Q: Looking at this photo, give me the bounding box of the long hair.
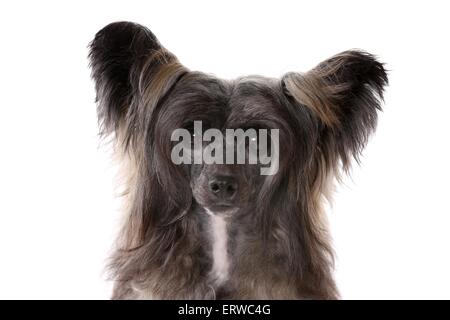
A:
[89,21,387,299]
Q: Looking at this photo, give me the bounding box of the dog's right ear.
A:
[89,22,186,136]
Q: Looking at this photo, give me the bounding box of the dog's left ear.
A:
[282,50,388,167]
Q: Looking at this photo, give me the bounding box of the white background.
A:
[1,0,449,299]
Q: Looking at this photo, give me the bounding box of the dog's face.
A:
[89,22,387,224]
[150,72,319,216]
[183,77,289,215]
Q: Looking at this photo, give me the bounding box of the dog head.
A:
[89,21,387,225]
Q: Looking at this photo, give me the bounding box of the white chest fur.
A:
[205,209,229,285]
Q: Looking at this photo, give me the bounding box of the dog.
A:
[89,21,387,299]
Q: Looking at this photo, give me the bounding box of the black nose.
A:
[208,175,238,201]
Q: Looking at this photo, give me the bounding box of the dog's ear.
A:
[282,50,388,168]
[89,21,186,136]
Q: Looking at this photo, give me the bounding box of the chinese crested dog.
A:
[89,21,388,299]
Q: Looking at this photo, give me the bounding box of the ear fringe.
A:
[283,50,388,168]
[88,22,165,136]
[283,71,340,127]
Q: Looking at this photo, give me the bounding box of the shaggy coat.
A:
[89,21,388,299]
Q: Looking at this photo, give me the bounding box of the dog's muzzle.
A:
[208,175,238,206]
